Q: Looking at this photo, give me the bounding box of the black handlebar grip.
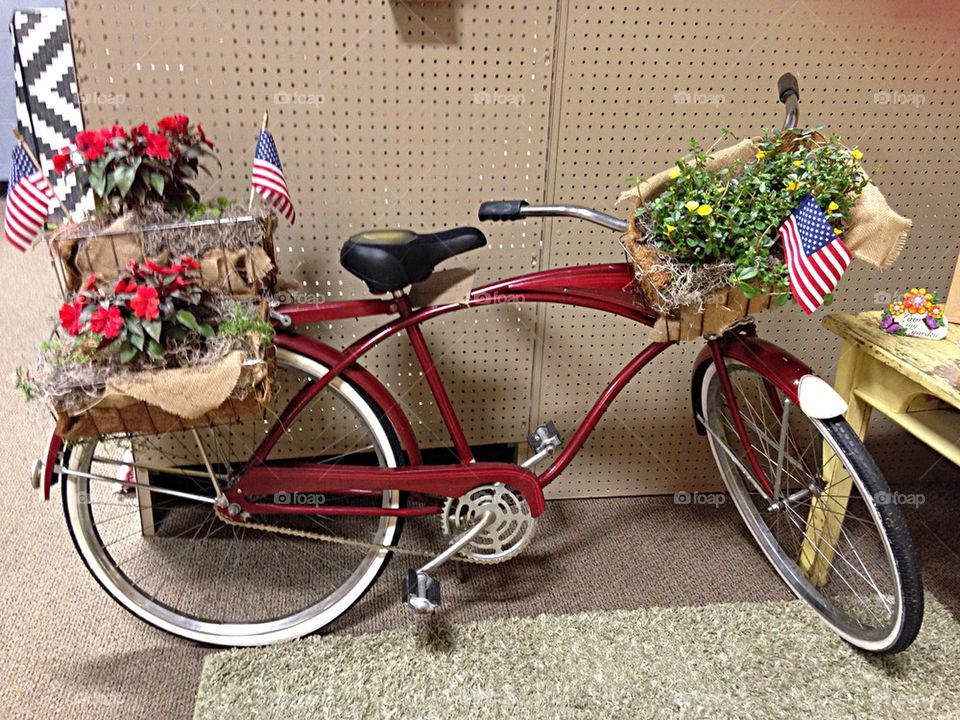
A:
[478,200,527,222]
[778,73,800,103]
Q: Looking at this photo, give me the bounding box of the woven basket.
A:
[53,346,275,441]
[624,199,782,342]
[51,213,278,300]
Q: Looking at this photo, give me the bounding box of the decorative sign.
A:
[880,288,947,340]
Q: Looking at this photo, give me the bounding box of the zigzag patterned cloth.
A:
[11,8,91,218]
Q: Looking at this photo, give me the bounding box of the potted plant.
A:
[50,115,277,300]
[623,127,871,340]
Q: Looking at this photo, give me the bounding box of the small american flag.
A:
[4,146,54,252]
[251,129,295,224]
[779,194,851,314]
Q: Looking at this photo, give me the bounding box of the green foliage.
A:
[637,127,869,297]
[185,196,233,221]
[218,302,275,342]
[14,366,39,401]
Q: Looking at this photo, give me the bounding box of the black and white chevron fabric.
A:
[11,8,89,217]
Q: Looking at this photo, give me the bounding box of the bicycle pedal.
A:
[528,421,563,454]
[401,569,441,614]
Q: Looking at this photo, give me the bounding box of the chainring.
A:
[441,483,536,564]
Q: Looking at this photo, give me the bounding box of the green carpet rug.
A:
[194,596,960,719]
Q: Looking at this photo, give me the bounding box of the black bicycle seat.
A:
[340,226,486,293]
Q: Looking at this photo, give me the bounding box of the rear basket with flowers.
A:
[620,127,910,341]
[17,115,279,439]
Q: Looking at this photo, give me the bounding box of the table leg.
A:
[798,342,871,586]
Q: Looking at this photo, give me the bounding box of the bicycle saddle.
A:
[340,226,487,293]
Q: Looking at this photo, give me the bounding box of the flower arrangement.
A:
[53,115,217,219]
[56,257,214,365]
[19,257,274,424]
[629,127,869,310]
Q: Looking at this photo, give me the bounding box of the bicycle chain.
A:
[213,507,491,564]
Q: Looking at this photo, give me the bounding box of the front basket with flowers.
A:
[621,127,910,341]
[17,116,280,439]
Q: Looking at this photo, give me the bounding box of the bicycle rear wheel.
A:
[61,348,404,646]
[701,360,922,654]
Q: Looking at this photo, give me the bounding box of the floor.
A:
[2,248,959,719]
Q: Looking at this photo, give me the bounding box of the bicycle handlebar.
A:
[479,71,801,231]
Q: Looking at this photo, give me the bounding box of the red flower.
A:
[113,278,138,295]
[75,130,106,161]
[157,114,189,135]
[180,255,200,270]
[130,285,160,320]
[90,305,123,339]
[109,124,127,140]
[58,302,83,336]
[144,259,176,276]
[81,274,99,292]
[130,123,149,138]
[53,148,71,175]
[196,123,214,148]
[145,132,171,159]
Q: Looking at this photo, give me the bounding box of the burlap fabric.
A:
[621,135,911,340]
[52,214,278,299]
[54,345,274,441]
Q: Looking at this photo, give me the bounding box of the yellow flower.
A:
[851,148,863,161]
[889,302,904,315]
[827,201,839,212]
[668,168,681,180]
[755,151,766,160]
[696,204,713,216]
[792,159,804,167]
[931,306,943,318]
[684,200,700,212]
[785,180,801,192]
[833,228,842,235]
[666,224,676,233]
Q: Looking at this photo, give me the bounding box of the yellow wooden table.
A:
[798,312,960,585]
[822,311,960,465]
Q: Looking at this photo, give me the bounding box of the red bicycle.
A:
[40,75,922,652]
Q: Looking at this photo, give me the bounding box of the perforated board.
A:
[66,0,960,497]
[537,0,960,496]
[67,0,555,452]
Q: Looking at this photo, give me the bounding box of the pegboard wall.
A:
[66,0,960,497]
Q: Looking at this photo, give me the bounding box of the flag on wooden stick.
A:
[4,145,54,251]
[779,194,851,314]
[251,129,295,224]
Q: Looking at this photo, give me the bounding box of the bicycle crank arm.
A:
[403,509,496,614]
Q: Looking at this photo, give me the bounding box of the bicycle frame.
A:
[229,263,675,517]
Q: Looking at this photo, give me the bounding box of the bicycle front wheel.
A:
[701,360,922,654]
[61,347,404,646]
